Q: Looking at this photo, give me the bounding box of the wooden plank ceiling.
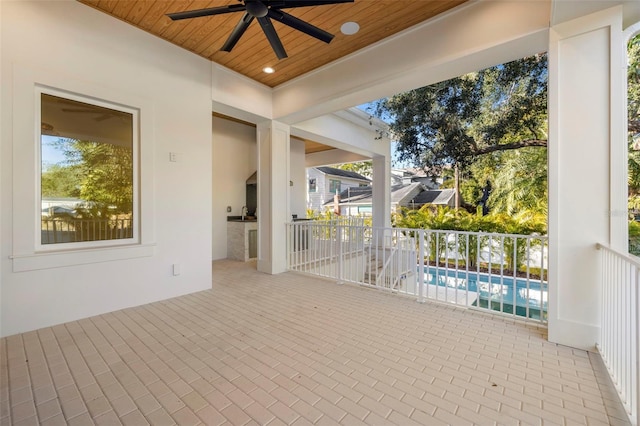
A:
[78,0,466,88]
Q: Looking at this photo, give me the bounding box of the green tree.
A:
[628,35,640,201]
[54,138,133,215]
[628,34,640,137]
[41,164,81,198]
[373,54,548,216]
[374,54,547,170]
[485,148,547,215]
[336,161,373,178]
[627,34,640,254]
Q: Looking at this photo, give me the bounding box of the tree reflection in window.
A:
[40,93,135,244]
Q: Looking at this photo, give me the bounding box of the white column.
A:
[256,121,290,274]
[372,155,391,229]
[548,6,625,350]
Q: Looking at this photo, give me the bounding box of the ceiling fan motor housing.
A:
[245,1,268,18]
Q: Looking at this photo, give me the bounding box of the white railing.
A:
[41,218,133,244]
[597,243,639,425]
[419,229,548,323]
[286,221,548,323]
[287,220,415,289]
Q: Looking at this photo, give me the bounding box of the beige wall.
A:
[212,117,257,260]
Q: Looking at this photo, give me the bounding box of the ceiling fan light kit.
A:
[167,0,355,60]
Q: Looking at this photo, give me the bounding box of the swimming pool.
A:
[423,266,548,321]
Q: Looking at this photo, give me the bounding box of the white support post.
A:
[257,120,291,274]
[372,155,391,230]
[337,223,344,284]
[548,6,625,350]
[418,229,425,303]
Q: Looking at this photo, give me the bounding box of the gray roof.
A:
[315,166,370,182]
[391,183,423,204]
[410,189,456,205]
[325,186,372,205]
[324,183,423,206]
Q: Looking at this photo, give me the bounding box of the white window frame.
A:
[10,64,155,272]
[36,87,140,252]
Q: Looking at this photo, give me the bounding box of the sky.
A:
[358,102,413,169]
[41,135,67,170]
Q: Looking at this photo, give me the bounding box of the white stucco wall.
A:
[212,117,257,260]
[1,1,213,336]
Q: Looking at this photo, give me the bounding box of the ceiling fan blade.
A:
[94,114,112,122]
[221,13,254,52]
[267,9,333,44]
[268,0,354,9]
[167,4,246,21]
[62,108,101,113]
[257,16,287,59]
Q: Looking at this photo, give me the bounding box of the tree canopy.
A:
[628,34,640,203]
[371,54,548,216]
[373,53,547,172]
[43,138,133,217]
[336,160,372,178]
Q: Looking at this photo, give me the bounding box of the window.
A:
[39,91,137,247]
[308,178,317,192]
[329,179,341,194]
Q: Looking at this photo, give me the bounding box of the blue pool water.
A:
[423,267,548,320]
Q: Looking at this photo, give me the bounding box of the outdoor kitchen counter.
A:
[227,220,257,261]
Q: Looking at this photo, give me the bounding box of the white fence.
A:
[288,220,416,291]
[597,243,639,425]
[41,218,133,244]
[286,221,548,323]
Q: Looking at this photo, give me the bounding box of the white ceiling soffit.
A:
[551,0,640,28]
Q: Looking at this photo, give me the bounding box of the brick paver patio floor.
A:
[0,260,630,425]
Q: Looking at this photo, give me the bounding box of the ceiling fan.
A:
[167,0,355,60]
[61,108,121,122]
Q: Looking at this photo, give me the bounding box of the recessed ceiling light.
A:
[263,67,275,74]
[340,21,359,35]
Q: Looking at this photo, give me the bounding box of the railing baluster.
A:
[526,238,531,320]
[465,233,470,307]
[596,243,639,425]
[512,237,517,319]
[499,235,504,315]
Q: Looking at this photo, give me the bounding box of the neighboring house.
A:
[391,168,442,189]
[41,197,83,216]
[325,183,456,215]
[406,188,456,210]
[307,166,370,213]
[325,182,423,215]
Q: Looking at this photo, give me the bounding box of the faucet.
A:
[241,206,248,220]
